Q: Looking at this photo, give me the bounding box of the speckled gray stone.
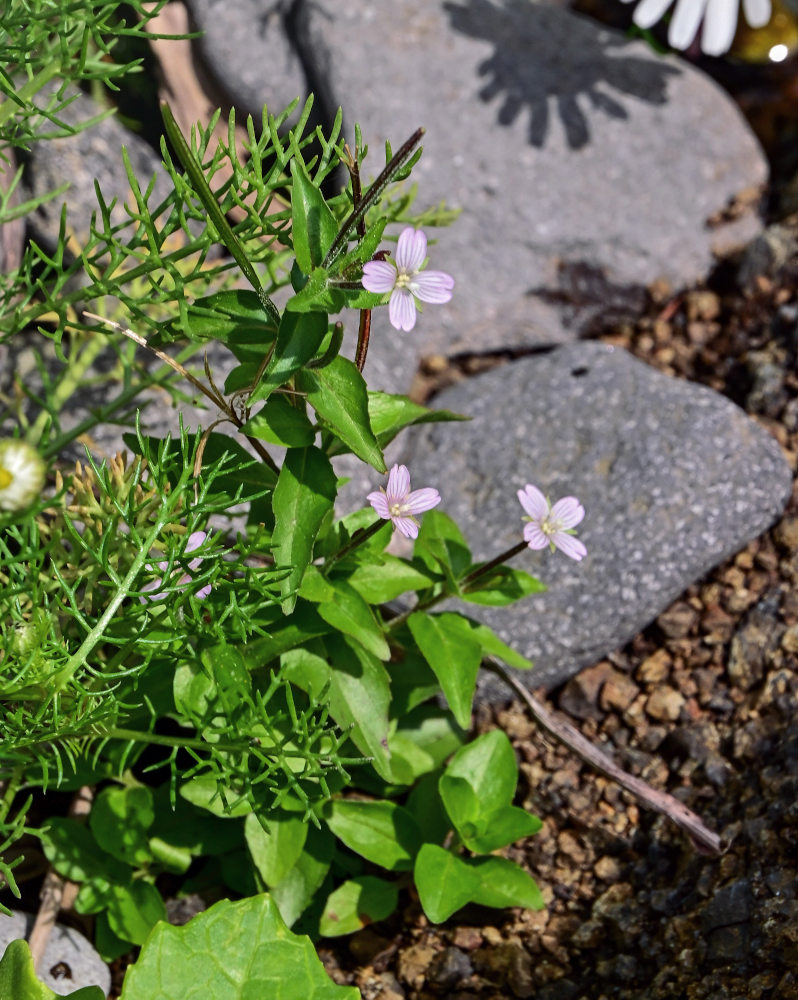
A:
[186,0,309,126]
[251,0,764,368]
[406,343,792,693]
[0,912,110,996]
[21,88,171,255]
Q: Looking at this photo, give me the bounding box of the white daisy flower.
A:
[620,0,772,55]
[0,439,46,513]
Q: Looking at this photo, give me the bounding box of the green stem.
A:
[460,541,528,589]
[26,331,109,448]
[324,518,385,572]
[106,728,336,761]
[0,767,23,826]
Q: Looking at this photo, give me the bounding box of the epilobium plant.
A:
[0,13,586,994]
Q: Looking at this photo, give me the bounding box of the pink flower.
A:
[367,464,441,539]
[361,227,454,332]
[140,530,212,602]
[518,485,587,562]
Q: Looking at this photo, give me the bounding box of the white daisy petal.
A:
[631,0,678,29]
[742,0,771,28]
[701,0,739,55]
[669,0,709,48]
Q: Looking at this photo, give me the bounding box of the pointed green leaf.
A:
[90,785,155,867]
[105,880,167,946]
[271,447,337,612]
[466,620,534,670]
[326,634,393,782]
[461,565,545,606]
[241,395,316,447]
[414,511,472,591]
[324,799,421,871]
[414,844,478,923]
[296,357,386,472]
[249,311,328,405]
[270,826,334,928]
[441,729,518,817]
[347,555,439,604]
[316,581,390,660]
[290,159,338,273]
[470,855,545,911]
[245,812,308,888]
[367,391,468,448]
[120,894,359,999]
[407,613,481,729]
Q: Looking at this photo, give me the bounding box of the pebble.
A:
[645,686,685,722]
[0,912,110,995]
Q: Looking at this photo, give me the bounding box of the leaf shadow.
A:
[444,0,682,150]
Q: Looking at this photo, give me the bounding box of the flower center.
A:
[395,270,412,289]
[0,466,12,490]
[389,501,407,517]
[540,514,563,537]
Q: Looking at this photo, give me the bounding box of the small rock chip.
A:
[637,649,672,684]
[645,686,685,721]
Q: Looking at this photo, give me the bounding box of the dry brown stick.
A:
[486,660,724,856]
[29,785,94,972]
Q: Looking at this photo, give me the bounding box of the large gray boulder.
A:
[191,0,767,381]
[406,343,792,693]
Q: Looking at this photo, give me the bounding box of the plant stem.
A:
[324,518,385,571]
[460,541,528,589]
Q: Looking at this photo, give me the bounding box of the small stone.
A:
[645,686,685,721]
[781,624,798,653]
[558,661,614,721]
[556,830,589,865]
[452,926,484,950]
[637,649,672,684]
[426,947,473,993]
[657,601,700,639]
[396,944,436,989]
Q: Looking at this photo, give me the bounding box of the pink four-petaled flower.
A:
[361,227,454,332]
[518,484,587,562]
[367,464,441,539]
[140,530,212,602]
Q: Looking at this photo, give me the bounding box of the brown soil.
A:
[317,220,798,1000]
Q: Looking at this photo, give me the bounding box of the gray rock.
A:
[21,87,170,255]
[282,0,766,367]
[186,0,310,127]
[406,343,792,693]
[0,911,111,996]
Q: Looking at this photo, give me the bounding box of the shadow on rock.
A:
[444,0,682,149]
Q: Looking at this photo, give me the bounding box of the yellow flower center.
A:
[0,466,12,490]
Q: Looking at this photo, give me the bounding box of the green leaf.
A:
[106,880,167,946]
[324,799,421,871]
[414,511,472,591]
[296,357,386,472]
[441,729,518,818]
[271,447,337,612]
[326,634,393,782]
[367,392,468,448]
[245,812,308,887]
[241,395,316,447]
[179,777,252,818]
[160,289,278,361]
[119,894,359,999]
[466,621,534,671]
[90,785,155,867]
[249,311,328,405]
[243,603,331,668]
[319,877,398,937]
[347,555,438,604]
[461,565,545,606]
[405,773,453,846]
[407,613,482,729]
[413,844,478,923]
[414,846,544,923]
[439,730,542,853]
[290,159,338,273]
[270,826,334,928]
[0,939,104,1000]
[40,818,130,885]
[469,856,545,911]
[317,581,390,661]
[394,705,465,771]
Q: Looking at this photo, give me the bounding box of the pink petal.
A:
[195,583,213,600]
[523,524,549,549]
[386,464,410,501]
[388,288,417,331]
[550,497,585,529]
[139,577,167,603]
[412,271,455,305]
[393,515,419,539]
[185,531,207,552]
[404,487,441,514]
[362,260,397,294]
[553,533,587,562]
[518,484,549,521]
[396,227,426,273]
[367,491,391,519]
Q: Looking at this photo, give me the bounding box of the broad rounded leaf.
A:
[319,877,398,937]
[324,799,421,871]
[120,895,358,999]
